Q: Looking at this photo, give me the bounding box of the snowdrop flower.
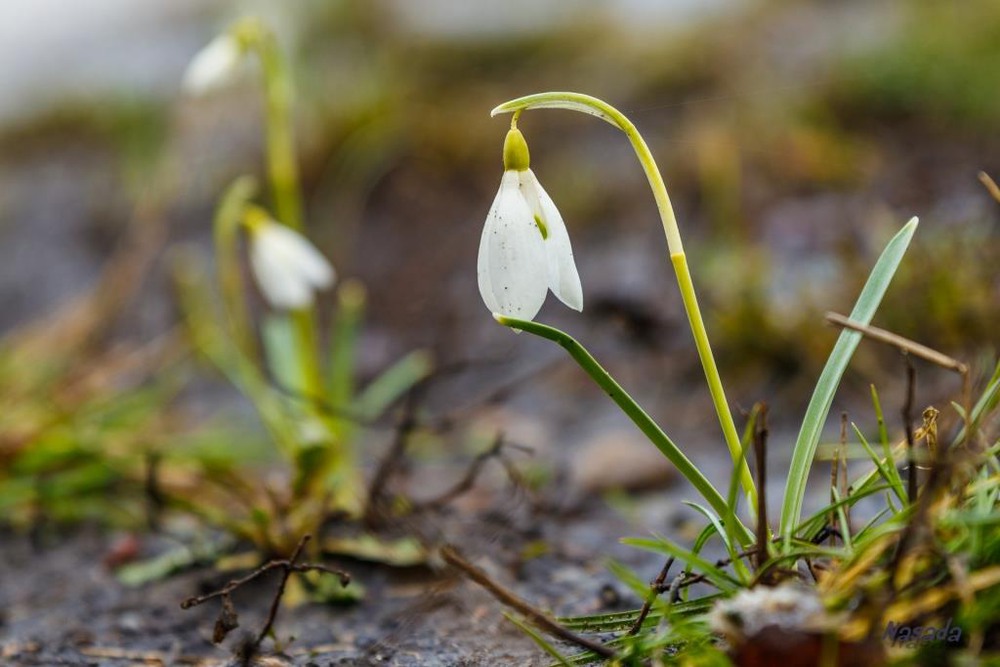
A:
[245,209,335,309]
[182,32,243,95]
[477,126,582,321]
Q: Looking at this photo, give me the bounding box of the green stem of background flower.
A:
[213,176,258,360]
[492,92,757,512]
[239,19,322,401]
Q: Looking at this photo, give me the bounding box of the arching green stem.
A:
[492,92,756,511]
[234,18,304,230]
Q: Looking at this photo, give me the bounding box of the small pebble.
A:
[571,430,676,493]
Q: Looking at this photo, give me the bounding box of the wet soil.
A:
[1,496,675,666]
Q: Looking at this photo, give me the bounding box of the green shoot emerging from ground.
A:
[171,18,434,560]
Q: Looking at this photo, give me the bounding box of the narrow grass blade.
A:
[780,217,918,542]
[502,612,574,666]
[621,536,740,592]
[853,507,892,543]
[870,385,890,452]
[954,359,1000,445]
[830,487,853,551]
[682,501,749,583]
[795,483,890,542]
[559,595,721,633]
[327,280,366,419]
[212,175,258,359]
[262,314,304,392]
[605,559,651,600]
[851,423,906,505]
[679,523,722,603]
[496,315,752,546]
[355,350,434,420]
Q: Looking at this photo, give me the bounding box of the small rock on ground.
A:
[570,430,676,494]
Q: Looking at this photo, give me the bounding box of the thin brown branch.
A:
[903,357,918,504]
[256,535,308,644]
[628,557,674,635]
[827,311,978,471]
[754,404,770,569]
[180,534,350,649]
[840,412,850,534]
[364,389,421,526]
[825,312,968,375]
[654,547,760,593]
[410,434,525,512]
[440,545,616,660]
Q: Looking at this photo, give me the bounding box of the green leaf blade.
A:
[779,217,918,542]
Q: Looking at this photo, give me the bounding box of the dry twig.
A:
[440,545,616,660]
[628,557,674,635]
[180,535,350,649]
[826,311,972,448]
[754,404,770,570]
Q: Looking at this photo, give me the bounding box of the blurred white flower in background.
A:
[247,216,335,309]
[182,32,243,95]
[477,127,582,321]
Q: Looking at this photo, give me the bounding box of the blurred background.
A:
[1,0,998,530]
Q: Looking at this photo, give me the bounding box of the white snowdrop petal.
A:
[298,246,336,289]
[250,233,312,309]
[477,171,548,320]
[477,185,504,315]
[525,170,583,311]
[259,223,335,290]
[248,222,334,309]
[182,34,241,95]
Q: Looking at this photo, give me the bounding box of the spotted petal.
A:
[477,171,548,320]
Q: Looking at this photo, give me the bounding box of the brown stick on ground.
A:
[180,534,350,647]
[628,556,674,635]
[440,545,616,660]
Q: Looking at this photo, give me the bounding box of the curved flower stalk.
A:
[491,92,757,511]
[184,17,302,231]
[478,122,583,321]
